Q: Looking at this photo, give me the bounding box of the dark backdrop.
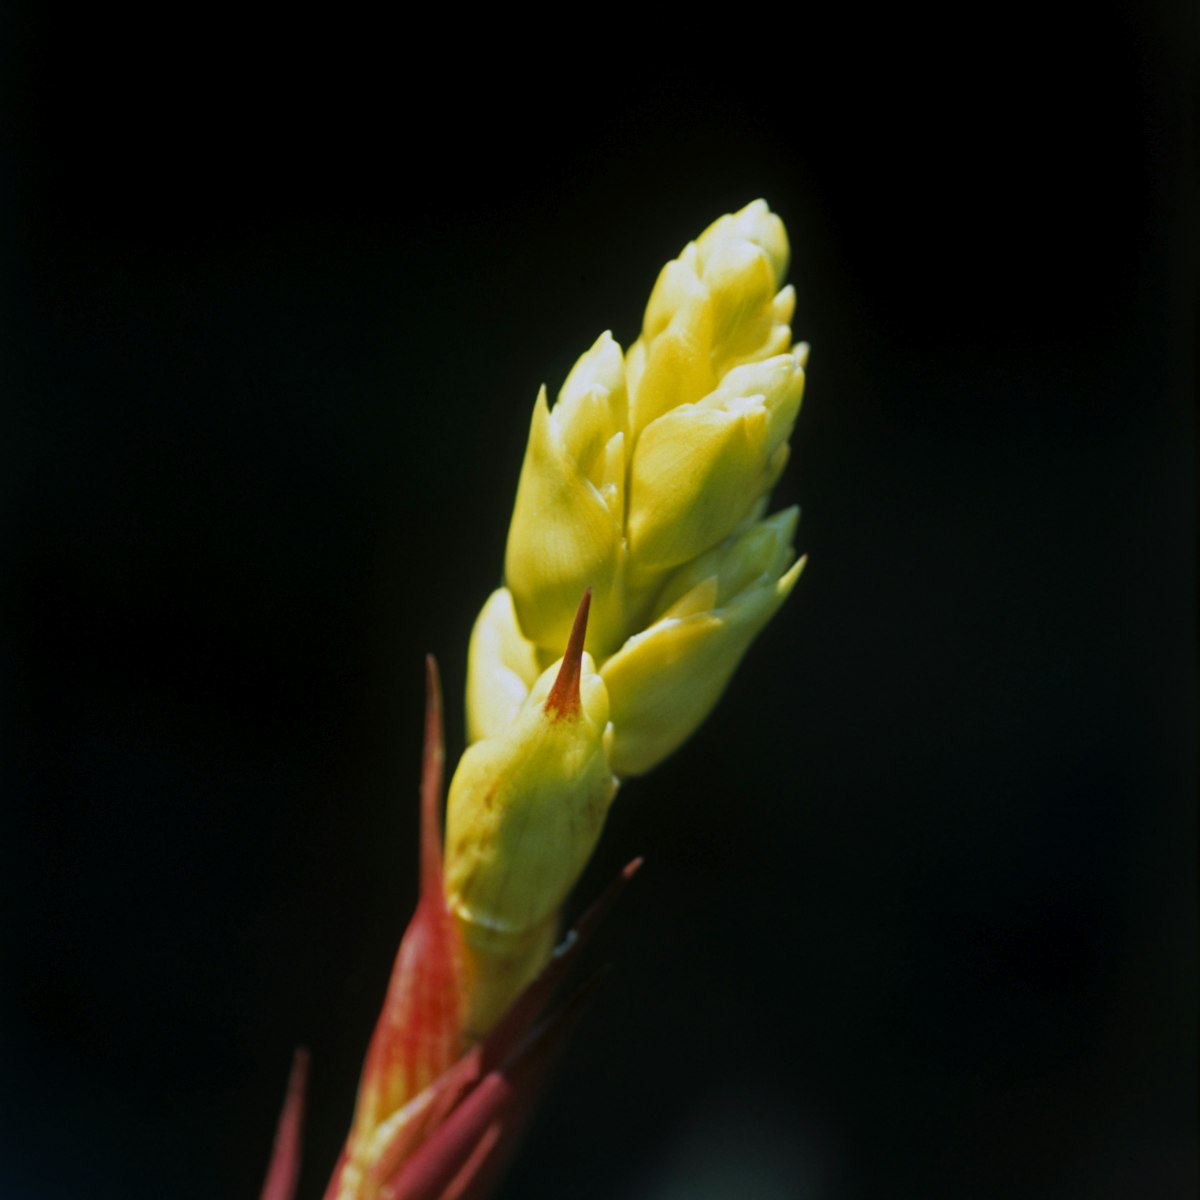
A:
[3,4,1195,1199]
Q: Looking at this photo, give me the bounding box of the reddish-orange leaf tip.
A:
[419,654,445,899]
[259,1047,309,1200]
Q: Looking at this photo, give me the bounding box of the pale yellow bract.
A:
[445,200,807,1033]
[445,649,617,1035]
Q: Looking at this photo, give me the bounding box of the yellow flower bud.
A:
[465,587,540,744]
[625,348,806,571]
[626,199,795,439]
[600,508,806,777]
[694,198,790,292]
[504,333,629,658]
[444,596,619,1032]
[446,201,810,1044]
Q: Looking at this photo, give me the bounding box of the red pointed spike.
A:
[358,857,642,1197]
[419,654,445,900]
[544,589,591,720]
[379,973,606,1200]
[259,1047,309,1200]
[329,656,463,1185]
[365,856,644,1183]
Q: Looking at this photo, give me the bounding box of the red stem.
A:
[420,654,445,900]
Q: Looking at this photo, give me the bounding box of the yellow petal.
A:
[601,538,805,777]
[627,401,770,571]
[655,507,800,614]
[555,331,627,475]
[715,309,795,381]
[642,247,710,344]
[627,348,805,573]
[465,588,540,743]
[627,304,718,439]
[504,386,624,653]
[628,201,797,442]
[698,235,780,367]
[699,350,806,459]
[655,574,720,621]
[695,198,790,288]
[772,284,797,328]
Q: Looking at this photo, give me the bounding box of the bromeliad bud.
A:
[279,201,814,1200]
[503,200,802,663]
[444,594,619,1035]
[472,200,807,784]
[625,198,795,441]
[465,512,804,780]
[625,348,806,572]
[600,507,806,777]
[454,200,809,1037]
[504,334,629,658]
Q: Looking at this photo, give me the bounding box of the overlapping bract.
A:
[470,199,806,780]
[446,596,619,1036]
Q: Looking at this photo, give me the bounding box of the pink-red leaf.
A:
[260,1048,310,1200]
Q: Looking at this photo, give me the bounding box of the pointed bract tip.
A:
[544,589,591,720]
[424,654,443,726]
[419,655,446,897]
[259,1047,310,1200]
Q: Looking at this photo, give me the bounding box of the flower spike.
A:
[264,201,810,1200]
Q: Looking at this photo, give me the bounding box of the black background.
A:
[3,4,1195,1198]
